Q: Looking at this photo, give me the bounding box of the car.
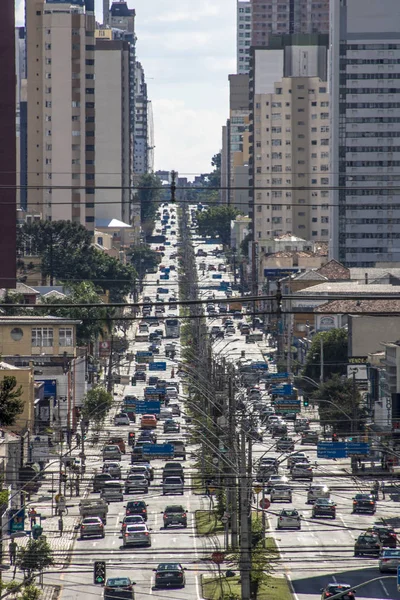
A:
[352,493,376,514]
[166,440,186,460]
[354,533,382,556]
[125,474,149,494]
[169,403,181,417]
[123,524,151,547]
[163,505,188,528]
[320,583,355,600]
[287,453,309,470]
[307,484,330,504]
[277,509,301,530]
[265,475,288,493]
[107,436,126,454]
[312,498,336,519]
[102,462,122,479]
[114,413,130,426]
[129,465,151,482]
[270,484,292,503]
[125,500,148,520]
[104,576,136,600]
[164,419,180,434]
[379,548,400,572]
[153,563,186,589]
[137,430,157,444]
[132,371,146,383]
[294,418,310,433]
[301,431,319,445]
[131,460,154,481]
[163,476,184,495]
[148,344,160,354]
[276,437,295,452]
[140,415,158,430]
[271,422,288,438]
[120,514,145,532]
[93,473,113,493]
[368,525,397,548]
[80,517,105,540]
[102,445,122,461]
[225,325,236,334]
[291,463,313,481]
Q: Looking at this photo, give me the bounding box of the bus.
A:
[165,318,180,339]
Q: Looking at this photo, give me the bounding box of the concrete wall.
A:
[349,315,400,358]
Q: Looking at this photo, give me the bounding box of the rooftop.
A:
[297,282,400,296]
[316,259,350,281]
[0,316,81,325]
[314,299,400,313]
[95,218,132,229]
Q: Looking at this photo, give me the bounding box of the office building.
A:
[0,0,17,289]
[330,0,400,267]
[16,27,27,211]
[134,62,153,174]
[251,0,329,47]
[237,1,252,74]
[105,1,135,33]
[26,0,96,229]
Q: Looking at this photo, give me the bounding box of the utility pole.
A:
[320,337,324,383]
[227,368,238,549]
[239,428,251,600]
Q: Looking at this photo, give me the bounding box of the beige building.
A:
[0,362,35,434]
[26,1,96,228]
[252,75,330,246]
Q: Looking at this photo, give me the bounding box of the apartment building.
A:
[330,0,400,267]
[237,1,252,74]
[107,1,135,33]
[26,0,96,228]
[251,0,329,47]
[134,62,153,175]
[16,27,27,211]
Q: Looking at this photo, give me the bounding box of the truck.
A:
[79,499,108,524]
[229,301,242,312]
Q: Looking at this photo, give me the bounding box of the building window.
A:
[10,328,23,341]
[32,327,54,347]
[59,327,73,347]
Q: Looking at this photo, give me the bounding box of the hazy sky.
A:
[15,0,236,178]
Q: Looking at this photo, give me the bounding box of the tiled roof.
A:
[316,259,350,281]
[292,270,327,281]
[314,299,400,313]
[350,268,400,282]
[267,250,316,258]
[297,282,400,295]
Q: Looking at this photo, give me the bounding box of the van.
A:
[107,437,126,454]
[101,480,124,502]
[102,445,122,461]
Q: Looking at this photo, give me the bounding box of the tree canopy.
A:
[16,538,54,577]
[81,386,113,428]
[303,329,348,383]
[129,244,161,277]
[195,205,240,246]
[310,374,362,435]
[137,173,162,233]
[0,377,24,427]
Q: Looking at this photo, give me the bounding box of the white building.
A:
[330,0,400,267]
[237,1,252,74]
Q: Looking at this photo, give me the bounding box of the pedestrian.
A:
[76,432,81,448]
[28,507,37,527]
[381,481,386,500]
[9,540,17,565]
[75,477,80,497]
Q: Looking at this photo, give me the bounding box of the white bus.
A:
[165,318,180,339]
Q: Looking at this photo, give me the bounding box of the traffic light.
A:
[332,433,338,442]
[94,561,106,585]
[303,398,309,408]
[128,432,135,446]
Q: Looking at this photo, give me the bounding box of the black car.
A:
[369,525,397,548]
[352,493,376,514]
[312,498,336,519]
[163,505,188,528]
[104,577,136,600]
[354,533,382,556]
[153,563,186,589]
[125,500,148,521]
[133,371,146,383]
[148,376,159,386]
[321,583,355,600]
[137,430,157,444]
[93,473,113,492]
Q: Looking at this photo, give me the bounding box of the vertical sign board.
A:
[397,565,400,592]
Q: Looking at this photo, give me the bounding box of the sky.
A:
[15,0,237,178]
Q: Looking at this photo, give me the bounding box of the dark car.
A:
[271,422,288,438]
[132,371,146,383]
[104,577,136,600]
[93,473,112,493]
[352,493,376,514]
[300,430,319,445]
[162,462,184,482]
[163,505,188,528]
[148,344,160,354]
[125,500,148,521]
[153,563,186,589]
[321,583,355,600]
[312,498,336,519]
[368,525,397,548]
[137,430,157,444]
[148,376,159,386]
[164,420,180,434]
[354,533,382,556]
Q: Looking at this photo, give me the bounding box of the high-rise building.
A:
[16,27,27,211]
[330,0,400,267]
[251,0,329,47]
[0,0,17,288]
[134,62,151,174]
[237,1,252,74]
[107,1,135,33]
[95,37,132,224]
[26,0,96,229]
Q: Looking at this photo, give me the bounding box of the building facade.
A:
[134,61,151,175]
[251,0,329,47]
[330,0,400,267]
[237,1,252,74]
[26,0,96,228]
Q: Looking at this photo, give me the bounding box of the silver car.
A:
[276,509,301,530]
[80,517,105,540]
[162,476,184,495]
[125,474,149,494]
[379,548,400,572]
[123,524,151,547]
[291,462,313,481]
[270,484,292,503]
[102,461,122,479]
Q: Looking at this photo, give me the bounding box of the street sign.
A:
[271,384,293,396]
[317,442,347,459]
[149,362,167,371]
[221,515,229,524]
[259,498,270,510]
[8,509,25,534]
[267,372,288,379]
[397,565,400,592]
[253,485,262,494]
[134,401,161,415]
[142,443,174,458]
[264,268,299,278]
[345,442,370,455]
[211,551,225,564]
[212,274,222,279]
[250,362,269,370]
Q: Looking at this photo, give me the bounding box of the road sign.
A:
[345,442,370,455]
[264,268,299,278]
[259,498,270,510]
[8,509,25,534]
[149,361,167,371]
[267,372,288,379]
[212,274,222,279]
[317,442,347,459]
[134,401,161,415]
[221,515,229,524]
[211,551,225,564]
[142,443,174,458]
[397,565,400,592]
[253,485,262,494]
[250,362,269,370]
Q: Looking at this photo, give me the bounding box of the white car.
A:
[276,509,301,530]
[124,474,149,494]
[123,524,151,547]
[114,413,130,426]
[270,485,292,503]
[166,387,178,399]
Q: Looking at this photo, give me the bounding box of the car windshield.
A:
[165,506,183,512]
[127,525,146,532]
[383,549,400,557]
[355,494,372,499]
[282,511,298,517]
[83,518,100,524]
[107,578,130,587]
[128,502,145,508]
[359,535,376,542]
[328,585,350,593]
[157,563,181,571]
[316,499,331,504]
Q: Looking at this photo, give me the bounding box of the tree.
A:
[81,386,113,429]
[303,329,348,383]
[129,245,161,277]
[196,206,240,246]
[240,233,251,258]
[16,538,54,577]
[137,173,162,233]
[310,374,362,434]
[0,377,24,427]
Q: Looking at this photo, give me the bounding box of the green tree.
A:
[16,538,54,577]
[196,206,240,246]
[137,173,162,233]
[129,245,161,277]
[303,329,348,383]
[0,292,32,316]
[81,386,113,428]
[310,374,362,435]
[0,377,24,427]
[240,232,251,258]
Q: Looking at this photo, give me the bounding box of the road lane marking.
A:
[380,580,389,597]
